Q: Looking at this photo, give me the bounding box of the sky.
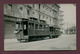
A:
[59,4,76,25]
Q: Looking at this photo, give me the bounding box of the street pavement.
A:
[4,34,76,51]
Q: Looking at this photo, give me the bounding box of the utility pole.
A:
[67,22,68,34]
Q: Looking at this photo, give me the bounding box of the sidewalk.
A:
[4,39,18,45]
[61,34,76,36]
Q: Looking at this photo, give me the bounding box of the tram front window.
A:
[16,24,20,30]
[14,23,20,34]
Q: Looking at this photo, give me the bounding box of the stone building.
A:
[59,11,64,26]
[4,4,61,39]
[58,11,64,33]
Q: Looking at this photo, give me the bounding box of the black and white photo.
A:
[4,4,76,51]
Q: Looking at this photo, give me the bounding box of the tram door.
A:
[23,21,28,36]
[14,21,28,41]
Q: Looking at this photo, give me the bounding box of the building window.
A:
[52,5,54,7]
[53,12,54,14]
[33,4,35,8]
[8,4,12,11]
[33,4,34,8]
[33,11,35,14]
[50,10,51,12]
[50,18,51,21]
[46,17,48,19]
[8,4,12,7]
[43,15,44,18]
[46,7,48,10]
[39,14,41,19]
[20,6,23,10]
[27,10,30,15]
[43,5,44,8]
[39,4,40,9]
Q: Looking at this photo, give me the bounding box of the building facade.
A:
[58,11,64,29]
[4,4,61,39]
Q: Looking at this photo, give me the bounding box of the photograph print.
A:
[4,4,76,51]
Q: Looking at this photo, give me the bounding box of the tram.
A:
[14,17,49,42]
[49,26,61,38]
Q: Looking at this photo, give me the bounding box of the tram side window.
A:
[54,28,56,32]
[39,25,42,29]
[32,23,34,29]
[44,25,45,29]
[29,23,31,28]
[46,25,48,29]
[50,27,53,32]
[29,23,34,29]
[16,24,20,30]
[55,29,57,32]
[35,24,38,29]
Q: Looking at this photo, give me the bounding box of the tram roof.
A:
[29,17,38,20]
